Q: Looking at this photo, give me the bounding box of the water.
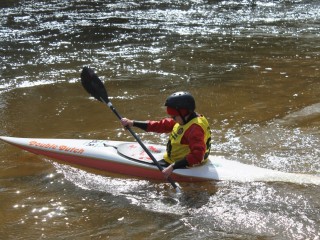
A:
[1,0,320,239]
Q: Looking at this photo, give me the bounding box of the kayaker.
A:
[120,91,211,179]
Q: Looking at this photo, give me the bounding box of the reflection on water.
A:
[1,0,319,92]
[1,0,320,239]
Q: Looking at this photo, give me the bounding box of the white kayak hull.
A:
[1,136,320,185]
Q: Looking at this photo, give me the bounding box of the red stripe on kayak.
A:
[17,145,205,182]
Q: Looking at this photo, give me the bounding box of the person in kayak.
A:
[120,91,211,179]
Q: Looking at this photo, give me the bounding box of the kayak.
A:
[1,136,320,185]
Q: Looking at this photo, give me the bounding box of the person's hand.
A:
[120,118,133,128]
[162,164,174,179]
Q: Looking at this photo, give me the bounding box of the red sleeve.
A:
[146,118,176,133]
[182,124,206,166]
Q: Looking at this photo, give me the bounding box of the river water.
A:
[0,0,320,239]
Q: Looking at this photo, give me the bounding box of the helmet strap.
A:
[177,109,188,124]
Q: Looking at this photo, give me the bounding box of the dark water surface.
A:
[1,0,320,239]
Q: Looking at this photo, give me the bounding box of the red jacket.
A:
[146,118,206,166]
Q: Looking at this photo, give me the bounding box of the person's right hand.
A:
[120,118,134,128]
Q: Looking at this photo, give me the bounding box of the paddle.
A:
[80,67,180,191]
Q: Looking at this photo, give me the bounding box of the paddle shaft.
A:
[102,99,179,190]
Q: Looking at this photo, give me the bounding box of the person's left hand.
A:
[162,164,174,179]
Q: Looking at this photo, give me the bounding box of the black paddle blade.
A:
[81,67,109,103]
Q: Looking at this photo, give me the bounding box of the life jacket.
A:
[164,115,211,164]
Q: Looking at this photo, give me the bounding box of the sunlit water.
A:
[1,0,320,239]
